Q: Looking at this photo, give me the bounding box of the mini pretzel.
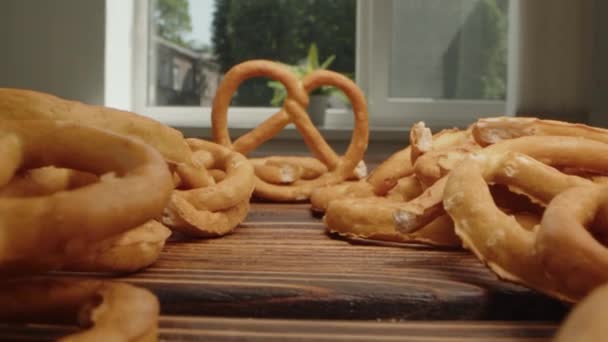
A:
[443,136,608,302]
[211,60,369,201]
[162,138,255,237]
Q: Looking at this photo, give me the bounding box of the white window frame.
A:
[357,0,507,129]
[125,0,508,131]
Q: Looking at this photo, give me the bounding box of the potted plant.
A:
[267,43,343,126]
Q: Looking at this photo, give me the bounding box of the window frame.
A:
[129,0,508,131]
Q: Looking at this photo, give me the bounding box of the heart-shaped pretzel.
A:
[212,60,369,201]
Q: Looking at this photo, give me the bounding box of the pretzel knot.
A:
[443,136,608,302]
[162,138,255,237]
[212,60,369,201]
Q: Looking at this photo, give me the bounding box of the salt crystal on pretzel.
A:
[211,60,368,202]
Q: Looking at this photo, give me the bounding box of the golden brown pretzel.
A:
[211,60,369,201]
[536,185,608,300]
[320,125,476,245]
[0,88,190,165]
[0,120,172,340]
[0,167,171,273]
[311,126,472,213]
[324,197,459,247]
[250,156,328,184]
[472,116,608,146]
[162,138,255,237]
[0,120,173,272]
[443,136,608,302]
[553,281,608,342]
[0,278,159,342]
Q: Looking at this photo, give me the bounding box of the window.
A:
[132,0,509,130]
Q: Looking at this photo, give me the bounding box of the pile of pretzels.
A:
[315,117,608,341]
[2,56,607,341]
[0,88,255,340]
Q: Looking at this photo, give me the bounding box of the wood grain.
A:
[2,203,566,340]
[0,318,557,341]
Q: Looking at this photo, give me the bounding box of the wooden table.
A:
[1,203,568,341]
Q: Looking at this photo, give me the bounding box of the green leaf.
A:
[320,54,335,69]
[307,43,319,73]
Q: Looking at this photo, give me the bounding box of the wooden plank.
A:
[51,203,567,321]
[0,318,557,341]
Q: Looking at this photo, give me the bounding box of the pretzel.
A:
[413,141,480,189]
[366,128,468,196]
[0,278,159,342]
[162,138,255,237]
[0,88,191,165]
[536,185,608,300]
[443,136,608,302]
[311,126,473,213]
[0,120,173,272]
[1,166,171,273]
[554,281,608,342]
[211,60,368,201]
[472,116,608,146]
[61,220,172,273]
[319,124,480,245]
[0,120,172,340]
[324,197,459,247]
[251,156,328,184]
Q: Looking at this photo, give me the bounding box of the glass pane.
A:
[148,0,356,107]
[389,0,508,100]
